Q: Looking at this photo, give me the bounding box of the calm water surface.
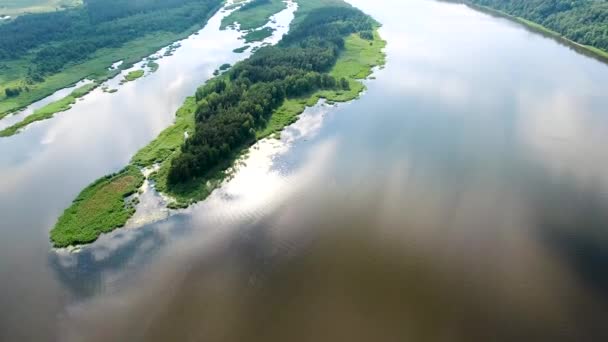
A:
[2,0,608,340]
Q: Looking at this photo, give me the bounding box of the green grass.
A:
[0,82,97,137]
[243,26,275,43]
[0,0,81,16]
[122,69,145,83]
[221,0,286,30]
[131,97,197,166]
[50,165,145,248]
[233,45,250,53]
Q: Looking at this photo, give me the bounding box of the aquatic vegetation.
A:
[233,45,250,53]
[0,82,97,137]
[221,0,286,30]
[0,0,223,118]
[243,26,275,43]
[50,165,145,248]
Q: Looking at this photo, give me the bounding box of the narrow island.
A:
[0,82,97,137]
[221,0,287,31]
[50,0,387,248]
[243,26,276,43]
[0,0,224,119]
[233,45,251,53]
[121,69,145,83]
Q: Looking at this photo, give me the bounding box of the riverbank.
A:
[50,0,386,248]
[0,82,98,137]
[0,1,223,119]
[455,1,608,62]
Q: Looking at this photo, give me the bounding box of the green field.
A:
[0,0,81,16]
[0,82,97,137]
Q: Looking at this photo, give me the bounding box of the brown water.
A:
[3,0,608,340]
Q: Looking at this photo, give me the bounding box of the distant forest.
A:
[469,0,608,51]
[0,0,223,81]
[167,6,376,184]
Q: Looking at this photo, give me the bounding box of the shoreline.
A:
[452,1,608,64]
[0,3,224,119]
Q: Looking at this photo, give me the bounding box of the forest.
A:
[167,5,376,184]
[0,0,223,82]
[467,0,608,52]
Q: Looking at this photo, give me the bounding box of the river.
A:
[2,0,608,340]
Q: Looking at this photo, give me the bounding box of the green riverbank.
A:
[0,82,97,137]
[50,0,386,248]
[0,1,223,119]
[456,1,608,62]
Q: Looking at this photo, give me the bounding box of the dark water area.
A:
[3,0,608,340]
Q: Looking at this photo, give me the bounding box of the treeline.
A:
[0,0,223,81]
[167,6,375,184]
[468,0,608,51]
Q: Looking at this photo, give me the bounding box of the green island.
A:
[243,26,276,43]
[221,0,287,31]
[0,0,224,119]
[50,165,144,247]
[0,82,97,137]
[147,61,159,72]
[122,69,145,83]
[456,0,608,61]
[50,0,387,248]
[233,45,251,53]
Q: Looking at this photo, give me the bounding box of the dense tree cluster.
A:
[4,87,22,98]
[167,6,375,184]
[0,0,223,80]
[469,0,608,51]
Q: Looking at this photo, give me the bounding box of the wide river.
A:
[2,0,608,340]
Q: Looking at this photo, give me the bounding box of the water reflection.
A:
[3,0,608,340]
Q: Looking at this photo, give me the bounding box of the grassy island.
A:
[243,27,275,43]
[51,165,144,248]
[50,0,387,247]
[122,69,145,83]
[0,82,97,137]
